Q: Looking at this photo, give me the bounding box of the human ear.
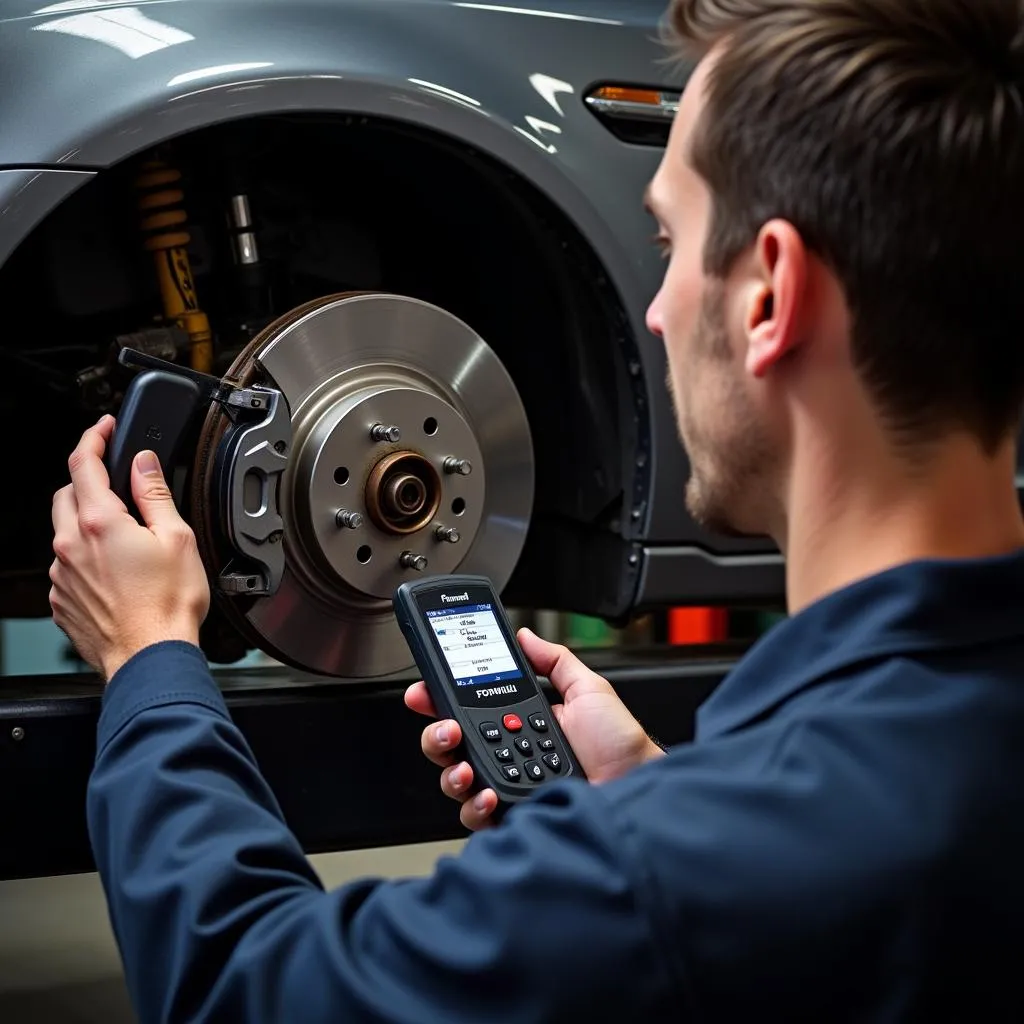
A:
[745,220,807,379]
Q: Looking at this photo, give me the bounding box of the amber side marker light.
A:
[584,85,680,144]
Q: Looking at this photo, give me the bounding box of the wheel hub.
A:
[289,380,486,601]
[192,292,533,679]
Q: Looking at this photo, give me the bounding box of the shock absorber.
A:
[135,158,214,373]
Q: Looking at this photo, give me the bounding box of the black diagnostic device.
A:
[394,574,584,809]
[105,369,203,519]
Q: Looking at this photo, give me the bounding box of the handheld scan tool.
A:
[394,574,584,810]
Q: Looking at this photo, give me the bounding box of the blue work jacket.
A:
[87,551,1024,1022]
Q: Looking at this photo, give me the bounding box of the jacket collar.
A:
[696,547,1024,740]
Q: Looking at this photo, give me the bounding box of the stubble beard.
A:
[668,284,773,538]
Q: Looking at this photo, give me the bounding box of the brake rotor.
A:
[191,292,534,679]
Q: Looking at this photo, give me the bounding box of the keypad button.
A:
[514,737,533,755]
[542,751,563,773]
[503,713,523,732]
[537,738,555,752]
[494,746,513,763]
[480,722,501,742]
[523,760,544,782]
[528,714,549,732]
[502,764,523,783]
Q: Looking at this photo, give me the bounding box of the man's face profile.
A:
[645,52,779,540]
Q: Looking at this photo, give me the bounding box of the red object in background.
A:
[668,607,728,645]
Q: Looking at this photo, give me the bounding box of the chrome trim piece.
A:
[585,94,679,122]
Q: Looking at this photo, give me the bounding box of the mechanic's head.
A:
[645,0,1024,544]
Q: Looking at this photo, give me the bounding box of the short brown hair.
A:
[666,0,1024,452]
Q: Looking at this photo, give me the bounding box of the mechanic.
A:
[48,1,1024,1020]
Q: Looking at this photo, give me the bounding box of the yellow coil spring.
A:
[135,160,213,373]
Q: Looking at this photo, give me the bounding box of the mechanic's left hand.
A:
[49,415,211,682]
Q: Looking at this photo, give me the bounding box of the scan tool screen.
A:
[426,603,524,687]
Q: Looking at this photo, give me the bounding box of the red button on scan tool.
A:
[503,714,523,732]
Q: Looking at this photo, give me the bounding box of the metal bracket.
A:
[225,388,271,412]
[217,572,266,594]
[118,346,276,415]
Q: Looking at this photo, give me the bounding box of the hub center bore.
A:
[366,451,442,535]
[388,476,426,516]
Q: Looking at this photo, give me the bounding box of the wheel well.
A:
[0,113,646,626]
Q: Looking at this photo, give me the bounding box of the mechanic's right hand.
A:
[404,628,665,831]
[50,416,211,683]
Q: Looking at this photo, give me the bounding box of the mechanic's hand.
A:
[404,628,665,830]
[49,415,211,682]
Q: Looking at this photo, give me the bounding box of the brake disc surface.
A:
[191,292,534,678]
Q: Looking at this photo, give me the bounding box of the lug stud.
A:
[400,551,428,571]
[443,457,472,476]
[370,423,401,443]
[336,509,363,530]
[435,525,460,543]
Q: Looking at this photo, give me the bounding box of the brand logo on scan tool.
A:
[440,592,470,603]
[475,684,519,699]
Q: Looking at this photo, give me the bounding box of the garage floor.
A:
[0,839,465,1023]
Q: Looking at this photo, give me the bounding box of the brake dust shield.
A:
[190,292,534,679]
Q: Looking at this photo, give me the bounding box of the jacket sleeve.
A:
[86,641,679,1024]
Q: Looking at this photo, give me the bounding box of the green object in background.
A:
[756,610,787,634]
[1,618,85,676]
[564,614,616,648]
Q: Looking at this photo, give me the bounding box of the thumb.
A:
[517,627,615,702]
[131,450,181,530]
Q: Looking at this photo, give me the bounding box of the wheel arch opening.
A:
[0,111,648,646]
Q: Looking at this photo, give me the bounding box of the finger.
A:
[440,762,475,801]
[420,719,462,767]
[131,451,184,531]
[460,788,498,831]
[51,486,78,556]
[517,627,615,701]
[404,681,439,719]
[67,416,117,516]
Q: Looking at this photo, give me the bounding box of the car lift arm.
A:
[0,647,743,881]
